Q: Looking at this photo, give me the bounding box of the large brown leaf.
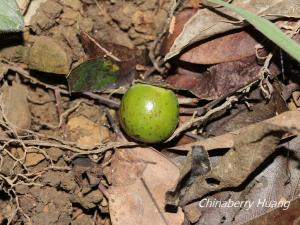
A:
[160,8,197,56]
[179,30,263,64]
[106,147,184,225]
[204,84,288,136]
[166,55,280,100]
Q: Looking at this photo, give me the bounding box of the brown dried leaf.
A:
[166,56,280,100]
[165,0,300,60]
[169,123,286,206]
[244,198,300,225]
[196,135,300,225]
[78,32,137,89]
[107,147,184,225]
[171,110,300,152]
[80,32,135,62]
[179,30,262,64]
[160,8,197,55]
[204,84,288,136]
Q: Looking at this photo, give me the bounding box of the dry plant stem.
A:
[181,80,259,115]
[82,31,121,62]
[43,100,89,129]
[54,88,67,137]
[93,209,98,225]
[0,137,82,152]
[104,109,125,140]
[165,96,238,142]
[144,0,181,78]
[178,97,199,105]
[258,52,274,99]
[65,142,138,161]
[143,58,165,78]
[83,92,120,109]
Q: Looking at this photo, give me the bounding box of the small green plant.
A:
[206,0,300,62]
[0,0,24,32]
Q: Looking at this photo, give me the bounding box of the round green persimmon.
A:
[119,84,179,143]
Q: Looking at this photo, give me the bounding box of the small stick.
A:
[165,96,238,143]
[104,109,125,139]
[83,92,120,109]
[54,88,67,138]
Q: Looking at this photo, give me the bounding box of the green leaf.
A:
[67,58,121,92]
[0,0,24,32]
[207,0,300,62]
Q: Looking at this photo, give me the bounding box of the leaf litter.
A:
[0,0,300,225]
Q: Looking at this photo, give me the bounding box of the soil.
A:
[0,0,174,224]
[1,0,300,225]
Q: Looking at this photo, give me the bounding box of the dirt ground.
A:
[0,0,175,224]
[1,0,300,225]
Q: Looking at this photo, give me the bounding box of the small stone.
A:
[111,3,135,30]
[67,116,110,149]
[0,45,29,63]
[2,82,31,134]
[25,152,45,167]
[60,7,81,26]
[41,0,63,18]
[70,189,103,210]
[85,189,103,204]
[28,36,70,74]
[73,214,93,225]
[32,11,55,33]
[78,17,94,33]
[29,0,62,33]
[15,184,30,194]
[61,0,82,11]
[132,10,155,34]
[47,147,64,161]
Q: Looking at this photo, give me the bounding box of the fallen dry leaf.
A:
[106,147,184,225]
[168,123,286,206]
[166,55,280,100]
[244,198,300,225]
[196,134,300,225]
[166,111,300,223]
[171,110,300,152]
[204,84,287,136]
[165,0,300,60]
[179,30,262,64]
[160,8,197,56]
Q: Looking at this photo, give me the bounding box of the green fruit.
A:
[120,84,179,143]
